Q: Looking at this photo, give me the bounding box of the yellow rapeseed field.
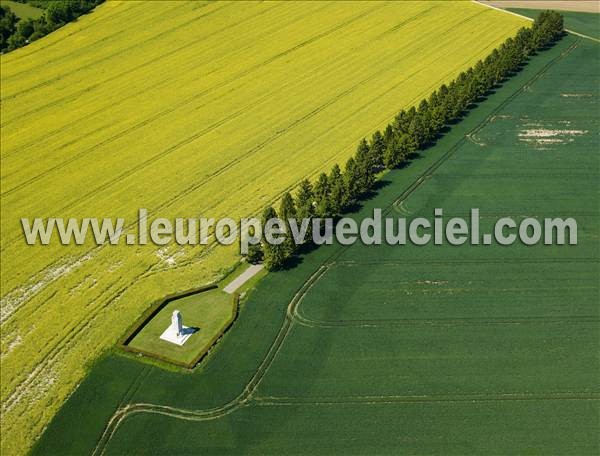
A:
[0,1,526,453]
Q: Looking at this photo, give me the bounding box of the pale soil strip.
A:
[223,264,264,294]
[475,1,600,43]
[0,253,93,325]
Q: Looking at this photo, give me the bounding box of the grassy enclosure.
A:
[0,2,528,453]
[33,27,599,455]
[127,288,237,367]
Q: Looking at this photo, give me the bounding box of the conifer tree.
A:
[279,192,297,256]
[408,115,426,149]
[246,243,263,264]
[343,157,361,206]
[328,164,345,216]
[383,141,398,170]
[261,206,286,270]
[313,173,330,218]
[295,178,315,243]
[383,133,409,169]
[369,131,385,170]
[355,138,374,193]
[383,124,394,144]
[244,10,565,270]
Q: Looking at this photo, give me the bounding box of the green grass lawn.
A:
[0,0,43,19]
[127,289,236,366]
[509,8,600,40]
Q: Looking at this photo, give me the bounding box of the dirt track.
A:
[478,1,599,13]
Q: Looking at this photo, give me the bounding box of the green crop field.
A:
[509,8,600,40]
[127,288,236,366]
[0,2,529,453]
[32,25,599,455]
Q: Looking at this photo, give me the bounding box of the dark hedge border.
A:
[119,285,239,370]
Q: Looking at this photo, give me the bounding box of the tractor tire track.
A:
[1,1,488,269]
[254,392,600,405]
[290,263,598,329]
[92,265,326,455]
[1,263,154,414]
[389,38,581,216]
[7,11,446,424]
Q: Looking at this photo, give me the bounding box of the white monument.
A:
[159,310,194,346]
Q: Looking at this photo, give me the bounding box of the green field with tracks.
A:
[34,29,599,456]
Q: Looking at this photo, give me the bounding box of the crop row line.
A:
[253,392,600,405]
[0,2,387,206]
[333,258,599,266]
[0,1,480,296]
[1,262,154,414]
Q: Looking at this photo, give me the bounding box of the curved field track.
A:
[0,2,529,453]
[32,30,599,455]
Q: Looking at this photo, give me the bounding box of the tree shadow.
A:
[280,254,305,270]
[369,178,392,192]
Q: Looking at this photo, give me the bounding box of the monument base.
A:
[159,325,194,346]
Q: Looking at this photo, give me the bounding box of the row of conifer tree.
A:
[249,10,565,270]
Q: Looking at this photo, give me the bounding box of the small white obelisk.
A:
[171,310,183,338]
[160,309,193,346]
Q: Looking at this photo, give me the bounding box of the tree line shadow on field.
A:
[279,178,394,271]
[276,78,517,273]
